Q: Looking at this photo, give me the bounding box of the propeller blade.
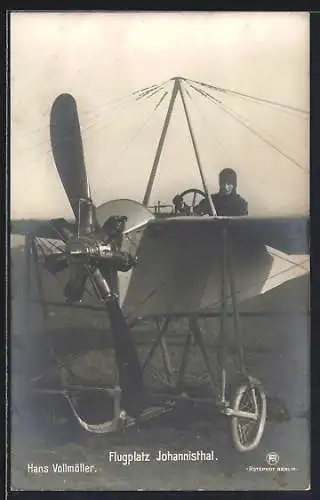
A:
[99,265,120,297]
[64,265,88,303]
[106,299,145,417]
[90,268,144,417]
[44,253,68,275]
[50,93,94,234]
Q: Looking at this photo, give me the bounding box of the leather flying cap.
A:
[219,168,237,188]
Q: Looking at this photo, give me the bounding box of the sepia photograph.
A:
[10,11,309,491]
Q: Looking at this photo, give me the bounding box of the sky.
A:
[10,11,309,219]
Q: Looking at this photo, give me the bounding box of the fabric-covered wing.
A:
[229,215,308,254]
[11,219,76,240]
[121,215,309,322]
[150,215,309,254]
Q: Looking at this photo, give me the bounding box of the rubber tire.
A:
[231,377,267,452]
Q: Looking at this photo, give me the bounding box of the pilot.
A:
[194,168,248,216]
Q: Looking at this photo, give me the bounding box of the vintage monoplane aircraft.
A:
[11,77,309,452]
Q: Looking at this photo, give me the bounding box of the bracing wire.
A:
[197,254,310,315]
[105,90,170,175]
[88,87,170,209]
[75,81,170,139]
[14,88,142,143]
[27,83,168,166]
[155,91,169,110]
[187,78,309,116]
[183,81,235,165]
[15,80,171,140]
[16,82,168,157]
[266,248,309,271]
[186,81,306,171]
[17,92,141,156]
[81,94,150,134]
[136,86,164,101]
[187,81,307,165]
[82,83,167,140]
[81,87,168,220]
[190,82,308,173]
[88,81,168,112]
[124,250,308,324]
[83,83,167,134]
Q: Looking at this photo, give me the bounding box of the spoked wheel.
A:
[230,377,267,452]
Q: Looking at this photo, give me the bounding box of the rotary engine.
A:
[45,215,137,303]
[65,234,136,272]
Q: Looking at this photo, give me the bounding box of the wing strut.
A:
[143,78,180,206]
[142,77,216,215]
[177,80,216,216]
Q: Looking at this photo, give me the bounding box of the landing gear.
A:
[230,377,267,452]
[215,221,267,452]
[18,218,268,451]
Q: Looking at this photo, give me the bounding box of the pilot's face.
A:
[220,182,234,195]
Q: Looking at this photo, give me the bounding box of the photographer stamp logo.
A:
[266,452,280,466]
[246,451,297,473]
